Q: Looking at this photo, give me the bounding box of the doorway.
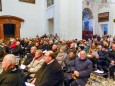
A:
[101,24,108,35]
[48,18,54,35]
[3,24,16,44]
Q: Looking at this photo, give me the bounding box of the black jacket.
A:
[35,60,64,86]
[23,53,35,66]
[108,50,115,62]
[0,68,24,86]
[97,50,108,60]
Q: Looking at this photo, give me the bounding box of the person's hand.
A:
[74,71,79,77]
[31,78,36,85]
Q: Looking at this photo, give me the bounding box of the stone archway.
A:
[0,15,24,42]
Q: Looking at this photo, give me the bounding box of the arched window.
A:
[82,8,93,40]
[82,8,93,20]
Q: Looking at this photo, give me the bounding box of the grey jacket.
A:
[70,57,93,86]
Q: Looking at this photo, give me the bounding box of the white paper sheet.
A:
[94,70,104,74]
[25,82,35,86]
[20,64,26,69]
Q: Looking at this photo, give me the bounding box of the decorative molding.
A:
[0,15,24,40]
[98,2,110,10]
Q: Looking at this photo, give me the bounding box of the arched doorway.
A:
[0,15,24,43]
[82,8,93,40]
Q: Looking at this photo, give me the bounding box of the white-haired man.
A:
[64,51,93,86]
[0,54,24,86]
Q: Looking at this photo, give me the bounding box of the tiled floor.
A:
[86,73,115,86]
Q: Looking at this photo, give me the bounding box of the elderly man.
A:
[23,46,36,66]
[0,54,24,86]
[32,51,64,86]
[64,51,93,86]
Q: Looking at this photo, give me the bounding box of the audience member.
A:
[0,54,24,86]
[64,51,93,86]
[33,51,64,86]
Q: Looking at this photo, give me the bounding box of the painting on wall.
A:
[19,0,35,4]
[0,0,2,11]
[98,12,109,22]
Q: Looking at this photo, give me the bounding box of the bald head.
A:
[2,54,16,71]
[80,51,87,60]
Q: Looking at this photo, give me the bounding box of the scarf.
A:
[34,55,42,61]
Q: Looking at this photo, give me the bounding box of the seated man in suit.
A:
[96,45,109,72]
[32,51,64,86]
[0,54,24,86]
[107,44,115,79]
[64,51,93,86]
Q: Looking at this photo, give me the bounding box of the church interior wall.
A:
[0,0,48,38]
[0,0,83,40]
[82,0,115,37]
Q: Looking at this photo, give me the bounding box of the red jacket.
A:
[10,42,16,49]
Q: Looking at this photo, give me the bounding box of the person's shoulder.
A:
[86,58,92,64]
[74,57,79,60]
[52,60,62,69]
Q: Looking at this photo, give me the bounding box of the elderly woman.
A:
[56,46,67,66]
[27,49,44,73]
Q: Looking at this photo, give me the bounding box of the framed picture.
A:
[98,12,109,22]
[19,0,35,4]
[0,0,2,11]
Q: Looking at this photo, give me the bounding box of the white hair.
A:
[31,46,37,50]
[4,54,16,65]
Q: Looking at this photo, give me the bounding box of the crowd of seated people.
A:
[0,34,115,86]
